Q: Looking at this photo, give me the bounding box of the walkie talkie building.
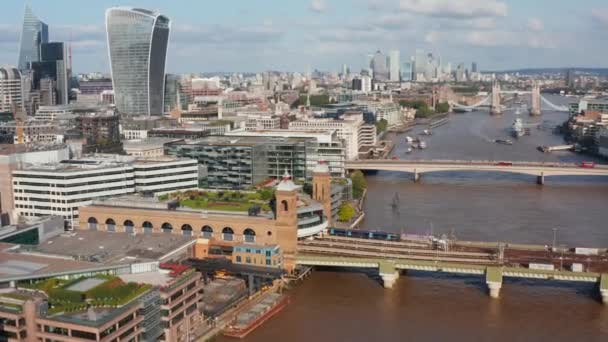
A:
[106,7,170,116]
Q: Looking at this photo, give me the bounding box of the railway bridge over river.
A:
[295,233,608,303]
[346,160,608,185]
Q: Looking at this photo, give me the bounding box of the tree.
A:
[375,119,388,133]
[337,202,356,222]
[259,188,275,201]
[350,170,367,199]
[436,102,450,114]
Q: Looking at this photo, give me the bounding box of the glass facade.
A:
[166,137,316,189]
[18,5,49,71]
[106,7,170,116]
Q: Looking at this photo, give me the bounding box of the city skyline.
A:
[1,1,608,74]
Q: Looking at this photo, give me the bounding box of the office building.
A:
[12,156,135,226]
[133,157,199,194]
[472,62,478,73]
[17,5,48,71]
[598,127,608,158]
[232,244,283,268]
[389,50,400,82]
[352,76,372,92]
[224,130,345,177]
[11,155,199,225]
[414,49,427,81]
[75,112,123,153]
[401,61,413,82]
[0,265,204,342]
[289,113,364,160]
[30,42,69,105]
[0,144,70,224]
[371,50,389,82]
[106,7,171,116]
[0,66,23,113]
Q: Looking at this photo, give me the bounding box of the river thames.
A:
[220,100,608,341]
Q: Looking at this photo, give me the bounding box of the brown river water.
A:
[220,99,608,342]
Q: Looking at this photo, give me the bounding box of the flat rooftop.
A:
[0,143,67,156]
[15,155,135,173]
[0,250,101,282]
[177,135,315,147]
[123,138,183,150]
[32,230,196,265]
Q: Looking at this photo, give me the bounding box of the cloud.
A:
[465,30,556,49]
[436,18,497,30]
[171,23,283,45]
[310,0,327,13]
[526,18,544,32]
[591,8,608,27]
[399,0,508,18]
[372,14,412,30]
[424,31,441,44]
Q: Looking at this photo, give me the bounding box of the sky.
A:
[1,0,607,74]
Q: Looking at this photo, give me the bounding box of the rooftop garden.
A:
[19,276,151,316]
[0,293,29,313]
[160,189,274,212]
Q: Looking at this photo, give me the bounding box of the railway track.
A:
[297,245,497,265]
[299,240,493,259]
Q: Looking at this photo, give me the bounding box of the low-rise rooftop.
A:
[31,230,196,265]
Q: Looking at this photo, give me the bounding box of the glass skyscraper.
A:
[18,5,49,71]
[106,7,171,116]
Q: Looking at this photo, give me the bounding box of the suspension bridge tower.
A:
[490,81,502,115]
[530,81,541,116]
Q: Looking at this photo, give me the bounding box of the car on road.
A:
[580,161,595,168]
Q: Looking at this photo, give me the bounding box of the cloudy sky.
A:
[1,0,607,73]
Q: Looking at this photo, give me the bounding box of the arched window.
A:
[142,221,153,234]
[222,227,234,241]
[124,220,134,234]
[87,217,98,230]
[281,200,288,212]
[105,218,116,232]
[243,228,256,243]
[162,222,173,234]
[201,225,213,239]
[181,224,193,236]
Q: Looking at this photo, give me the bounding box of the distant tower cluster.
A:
[490,82,502,115]
[530,81,541,116]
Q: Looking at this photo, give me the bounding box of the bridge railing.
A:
[348,159,604,169]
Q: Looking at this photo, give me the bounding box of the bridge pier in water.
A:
[413,169,421,183]
[600,274,608,305]
[485,267,503,299]
[379,261,400,289]
[537,172,545,186]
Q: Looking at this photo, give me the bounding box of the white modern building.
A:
[358,124,377,148]
[12,156,135,227]
[0,66,23,113]
[134,157,199,195]
[11,155,199,227]
[289,113,364,161]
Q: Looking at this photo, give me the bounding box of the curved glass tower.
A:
[106,7,170,116]
[18,5,49,71]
